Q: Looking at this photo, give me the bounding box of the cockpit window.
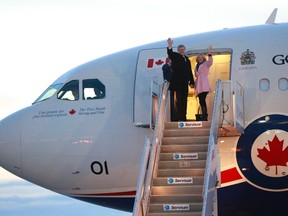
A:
[33,83,62,104]
[83,79,105,100]
[57,80,79,101]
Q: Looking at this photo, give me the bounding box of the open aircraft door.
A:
[133,48,168,128]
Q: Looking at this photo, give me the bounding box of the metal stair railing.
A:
[132,136,151,216]
[202,80,232,216]
[132,81,170,216]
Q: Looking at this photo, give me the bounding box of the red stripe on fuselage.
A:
[221,167,243,184]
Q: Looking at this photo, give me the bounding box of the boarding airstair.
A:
[147,121,210,216]
[133,80,244,216]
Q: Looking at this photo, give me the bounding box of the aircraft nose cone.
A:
[0,111,22,176]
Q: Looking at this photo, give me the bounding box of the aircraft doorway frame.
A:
[133,48,232,127]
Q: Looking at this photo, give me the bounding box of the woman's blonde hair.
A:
[196,53,207,63]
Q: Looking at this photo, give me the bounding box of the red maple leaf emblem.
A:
[257,135,288,175]
[155,59,164,65]
[69,109,76,115]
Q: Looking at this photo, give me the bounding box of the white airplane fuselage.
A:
[0,23,288,215]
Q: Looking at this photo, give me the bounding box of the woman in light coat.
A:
[194,46,213,121]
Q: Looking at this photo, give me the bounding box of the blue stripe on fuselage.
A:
[218,182,288,216]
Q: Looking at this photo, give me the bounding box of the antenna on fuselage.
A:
[265,8,278,24]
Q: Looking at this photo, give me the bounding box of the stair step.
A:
[162,136,209,145]
[164,121,211,130]
[161,144,208,153]
[153,176,204,186]
[160,152,207,161]
[152,185,203,195]
[148,202,203,213]
[150,194,202,203]
[163,128,210,137]
[158,160,206,169]
[157,168,205,177]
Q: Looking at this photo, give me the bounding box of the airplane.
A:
[0,8,287,215]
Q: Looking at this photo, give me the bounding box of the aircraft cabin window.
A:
[279,78,288,91]
[259,78,270,92]
[83,79,105,100]
[57,80,79,101]
[33,83,62,104]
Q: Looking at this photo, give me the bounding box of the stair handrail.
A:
[132,81,170,216]
[202,79,227,216]
[132,136,151,216]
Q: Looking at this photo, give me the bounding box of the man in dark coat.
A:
[167,38,194,121]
